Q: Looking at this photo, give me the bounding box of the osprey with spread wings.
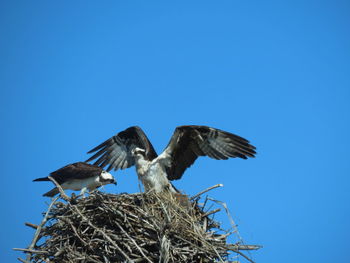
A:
[86,125,256,193]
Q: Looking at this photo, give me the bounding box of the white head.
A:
[99,170,117,185]
[132,147,146,158]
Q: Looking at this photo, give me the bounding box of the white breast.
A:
[61,176,101,191]
[142,161,174,193]
[135,153,176,193]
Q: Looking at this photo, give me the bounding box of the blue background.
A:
[1,1,349,262]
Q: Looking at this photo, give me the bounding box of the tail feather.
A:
[33,177,49,182]
[43,188,59,197]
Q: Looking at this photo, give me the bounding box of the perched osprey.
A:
[86,125,256,193]
[33,162,117,197]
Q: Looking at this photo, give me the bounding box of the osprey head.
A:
[132,147,146,157]
[100,170,117,185]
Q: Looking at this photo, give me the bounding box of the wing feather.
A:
[164,125,256,180]
[47,162,103,184]
[86,126,158,172]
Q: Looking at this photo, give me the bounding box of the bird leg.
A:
[79,187,88,197]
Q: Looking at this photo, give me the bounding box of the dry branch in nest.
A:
[15,186,261,263]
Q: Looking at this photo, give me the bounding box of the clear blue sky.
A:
[1,1,349,262]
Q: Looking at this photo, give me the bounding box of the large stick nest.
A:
[18,189,260,263]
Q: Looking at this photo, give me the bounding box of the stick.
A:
[25,222,38,229]
[66,218,89,246]
[13,248,49,254]
[48,176,71,201]
[17,258,30,263]
[201,208,221,218]
[190,184,223,200]
[21,196,59,261]
[227,244,262,251]
[114,221,153,263]
[69,202,133,262]
[234,250,256,263]
[207,197,243,241]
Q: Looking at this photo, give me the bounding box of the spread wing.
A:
[163,125,256,180]
[33,162,103,184]
[86,126,158,172]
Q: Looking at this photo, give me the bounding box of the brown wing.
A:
[32,162,103,184]
[164,125,256,180]
[86,126,158,172]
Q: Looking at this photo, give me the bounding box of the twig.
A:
[159,235,170,263]
[234,250,256,263]
[25,222,38,229]
[17,258,30,263]
[190,184,224,200]
[13,248,49,254]
[69,202,133,262]
[201,208,221,218]
[207,197,243,242]
[65,218,89,246]
[48,176,70,201]
[227,244,262,251]
[20,196,59,261]
[114,220,153,263]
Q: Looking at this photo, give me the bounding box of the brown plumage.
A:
[33,162,116,197]
[87,125,256,192]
